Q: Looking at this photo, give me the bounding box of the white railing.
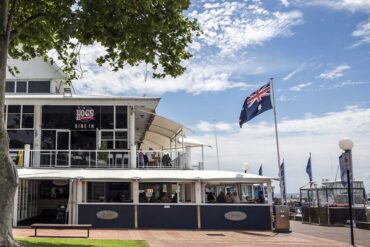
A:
[11,148,189,169]
[137,150,186,169]
[29,149,130,168]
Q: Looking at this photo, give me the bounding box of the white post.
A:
[129,106,137,169]
[195,181,202,204]
[185,146,191,170]
[13,184,19,227]
[24,144,31,168]
[132,181,139,204]
[33,105,42,167]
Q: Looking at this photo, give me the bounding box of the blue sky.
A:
[74,0,370,193]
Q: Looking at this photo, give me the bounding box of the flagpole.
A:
[270,78,284,204]
[309,152,312,188]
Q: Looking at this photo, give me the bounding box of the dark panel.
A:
[28,81,50,93]
[6,81,15,92]
[78,204,135,228]
[16,81,27,93]
[138,205,198,229]
[200,205,271,230]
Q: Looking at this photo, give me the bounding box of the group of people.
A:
[207,189,240,203]
[139,191,177,203]
[138,149,171,167]
[207,189,266,204]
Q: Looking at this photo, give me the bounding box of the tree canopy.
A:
[7,0,199,81]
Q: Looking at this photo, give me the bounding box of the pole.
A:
[270,78,283,204]
[213,119,220,170]
[347,168,354,246]
[309,152,312,188]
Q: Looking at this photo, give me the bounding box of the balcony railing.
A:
[10,148,188,169]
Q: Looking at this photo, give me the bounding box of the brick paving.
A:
[13,227,362,247]
[290,220,370,247]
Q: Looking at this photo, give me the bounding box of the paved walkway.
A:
[290,220,370,247]
[13,227,361,247]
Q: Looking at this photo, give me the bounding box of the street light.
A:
[241,162,250,174]
[339,137,354,246]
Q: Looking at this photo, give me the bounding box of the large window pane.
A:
[139,183,177,203]
[8,130,34,149]
[16,81,27,93]
[100,106,114,129]
[28,81,50,93]
[87,182,131,203]
[41,130,56,149]
[7,114,20,128]
[22,113,34,128]
[116,106,127,128]
[5,81,15,92]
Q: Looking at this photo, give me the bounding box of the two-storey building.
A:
[6,58,273,230]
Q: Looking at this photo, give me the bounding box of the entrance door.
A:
[56,130,71,167]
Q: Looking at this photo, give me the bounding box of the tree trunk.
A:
[0,35,19,246]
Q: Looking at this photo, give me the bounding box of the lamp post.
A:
[241,162,250,174]
[339,137,354,246]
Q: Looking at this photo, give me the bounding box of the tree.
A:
[0,0,198,246]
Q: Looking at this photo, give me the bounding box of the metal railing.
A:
[11,148,188,169]
[29,149,130,168]
[137,150,186,169]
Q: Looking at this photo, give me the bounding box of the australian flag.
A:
[239,82,273,128]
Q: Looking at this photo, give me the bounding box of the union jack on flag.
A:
[239,81,273,127]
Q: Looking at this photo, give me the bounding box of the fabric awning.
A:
[17,168,271,183]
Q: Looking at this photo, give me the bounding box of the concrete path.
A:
[13,227,361,247]
[290,220,370,247]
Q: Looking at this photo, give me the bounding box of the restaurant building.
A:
[6,58,273,230]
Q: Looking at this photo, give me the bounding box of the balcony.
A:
[10,148,187,169]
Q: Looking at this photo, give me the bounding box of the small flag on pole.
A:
[279,160,287,204]
[239,82,273,127]
[306,154,313,185]
[258,164,263,176]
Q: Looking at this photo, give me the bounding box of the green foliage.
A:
[7,0,199,83]
[16,238,148,247]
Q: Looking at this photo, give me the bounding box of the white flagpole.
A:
[270,78,284,204]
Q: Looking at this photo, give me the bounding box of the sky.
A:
[73,0,370,194]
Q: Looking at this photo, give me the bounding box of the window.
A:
[100,130,128,150]
[6,105,34,129]
[115,131,128,149]
[5,80,50,93]
[139,183,178,203]
[7,105,21,128]
[87,182,131,203]
[116,106,127,128]
[5,81,15,92]
[28,81,50,93]
[100,106,114,129]
[16,81,27,93]
[8,130,34,149]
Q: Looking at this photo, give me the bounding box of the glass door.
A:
[56,130,71,167]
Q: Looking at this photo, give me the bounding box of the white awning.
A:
[140,114,190,150]
[17,168,271,183]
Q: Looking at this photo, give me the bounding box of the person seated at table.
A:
[216,191,226,203]
[207,192,215,203]
[160,192,171,203]
[232,191,240,203]
[256,191,265,204]
[225,188,233,203]
[172,193,178,203]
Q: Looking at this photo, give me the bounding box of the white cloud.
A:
[281,0,290,7]
[283,62,306,80]
[196,120,235,132]
[352,19,370,47]
[332,80,368,88]
[189,2,303,55]
[289,82,312,91]
[318,65,350,80]
[307,0,370,12]
[189,106,370,193]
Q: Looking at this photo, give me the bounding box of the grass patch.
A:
[16,238,148,247]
